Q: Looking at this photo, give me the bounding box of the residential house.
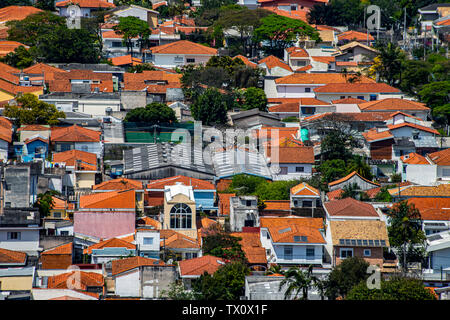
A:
[162,183,197,239]
[358,98,430,121]
[102,29,141,59]
[425,230,450,280]
[229,196,259,232]
[327,219,390,266]
[314,83,403,103]
[333,41,378,63]
[0,116,12,161]
[50,125,102,157]
[110,256,176,299]
[284,47,310,70]
[109,4,159,28]
[17,124,51,143]
[290,182,321,210]
[332,97,367,112]
[56,0,115,18]
[49,69,115,94]
[0,248,27,268]
[39,243,73,270]
[31,288,98,300]
[268,98,333,119]
[362,128,395,161]
[260,216,326,266]
[389,184,450,201]
[337,30,375,46]
[418,3,450,31]
[3,163,41,208]
[48,196,75,220]
[83,237,136,264]
[267,146,315,180]
[93,178,145,213]
[324,197,381,221]
[53,149,99,194]
[23,63,67,86]
[406,197,450,236]
[109,54,142,67]
[135,228,160,259]
[230,109,284,129]
[426,148,450,182]
[0,266,35,298]
[178,255,226,290]
[147,40,217,68]
[231,227,268,270]
[159,229,201,260]
[328,171,380,192]
[0,63,43,102]
[258,55,293,79]
[146,175,216,212]
[46,270,104,296]
[398,152,436,185]
[257,0,328,21]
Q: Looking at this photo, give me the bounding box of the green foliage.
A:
[387,201,426,271]
[307,0,364,28]
[339,183,360,200]
[373,42,406,87]
[374,186,393,202]
[346,155,373,180]
[0,0,31,7]
[399,60,431,96]
[162,281,197,300]
[255,14,320,57]
[0,46,33,69]
[418,81,450,110]
[433,103,450,126]
[193,261,250,300]
[114,0,153,8]
[325,257,370,300]
[391,173,402,183]
[5,94,65,127]
[202,231,247,262]
[239,87,267,112]
[114,16,151,53]
[123,102,177,124]
[127,63,156,73]
[254,180,300,201]
[282,116,299,122]
[34,0,55,10]
[347,276,437,300]
[227,174,267,195]
[320,129,358,162]
[318,159,347,184]
[34,190,61,217]
[190,88,229,126]
[206,56,244,74]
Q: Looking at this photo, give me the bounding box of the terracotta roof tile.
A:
[160,229,200,249]
[136,216,162,229]
[178,255,226,276]
[329,220,389,246]
[79,189,135,209]
[324,197,379,217]
[56,0,115,8]
[332,97,367,104]
[406,198,450,221]
[428,148,450,166]
[109,55,142,66]
[17,124,49,132]
[47,271,104,290]
[51,125,101,142]
[0,6,43,23]
[401,152,431,165]
[275,146,314,164]
[93,178,142,191]
[311,56,335,64]
[146,175,215,190]
[83,237,135,255]
[291,182,320,196]
[326,188,344,201]
[258,55,292,72]
[389,184,450,197]
[51,196,75,210]
[111,256,165,276]
[149,40,217,55]
[0,248,27,264]
[0,40,29,57]
[362,128,394,143]
[230,231,267,264]
[328,171,380,188]
[286,46,309,57]
[42,243,73,255]
[276,73,375,85]
[52,149,97,170]
[0,62,19,74]
[387,122,439,135]
[338,30,374,42]
[233,55,257,68]
[23,63,67,82]
[359,98,429,111]
[263,200,291,211]
[314,83,400,93]
[267,224,326,244]
[260,216,323,229]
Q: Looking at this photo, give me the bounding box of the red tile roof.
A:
[428,148,450,166]
[178,255,226,276]
[93,178,143,191]
[276,73,375,85]
[42,243,73,255]
[0,6,43,23]
[359,98,429,111]
[23,63,67,82]
[218,193,235,216]
[233,55,257,68]
[314,83,400,93]
[332,97,367,104]
[263,200,290,211]
[0,116,12,143]
[267,224,326,244]
[56,0,115,8]
[51,196,75,210]
[52,149,97,170]
[326,188,344,201]
[387,122,440,135]
[0,40,29,57]
[146,175,215,190]
[401,152,431,165]
[338,30,374,42]
[311,56,335,64]
[150,40,217,55]
[17,124,50,132]
[137,216,162,229]
[406,198,450,221]
[258,55,292,72]
[268,98,330,113]
[50,69,114,93]
[276,146,315,164]
[0,61,19,74]
[291,182,320,196]
[51,125,101,142]
[0,248,27,264]
[260,216,323,229]
[47,271,104,290]
[160,229,200,249]
[324,197,379,217]
[328,171,380,187]
[79,189,136,209]
[230,231,267,264]
[362,128,394,143]
[109,55,142,66]
[111,256,165,276]
[83,237,135,254]
[286,46,309,57]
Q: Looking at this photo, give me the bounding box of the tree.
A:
[254,14,320,57]
[34,190,61,217]
[373,42,406,86]
[0,46,34,69]
[0,0,31,7]
[254,180,300,201]
[279,266,316,300]
[127,63,156,73]
[433,103,450,127]
[418,81,450,110]
[114,0,153,8]
[113,16,151,54]
[162,281,197,300]
[325,257,370,300]
[34,0,55,11]
[339,183,360,200]
[190,88,229,126]
[346,276,437,300]
[346,155,373,180]
[319,121,360,162]
[399,60,431,96]
[318,159,347,185]
[239,87,267,112]
[307,0,364,28]
[227,174,267,195]
[5,94,65,127]
[193,261,250,300]
[123,102,177,124]
[202,231,246,262]
[206,56,244,75]
[387,201,426,272]
[374,186,393,202]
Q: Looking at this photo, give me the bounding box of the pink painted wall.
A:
[74,211,135,239]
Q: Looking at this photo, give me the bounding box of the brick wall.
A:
[40,254,73,270]
[334,246,384,267]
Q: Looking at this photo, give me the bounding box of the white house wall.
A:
[115,269,140,297]
[0,228,40,253]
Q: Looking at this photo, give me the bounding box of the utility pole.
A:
[403,7,407,50]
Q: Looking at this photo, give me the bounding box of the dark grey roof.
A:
[394,137,415,148]
[413,136,439,148]
[0,208,40,227]
[123,143,215,175]
[63,111,94,119]
[420,3,450,11]
[40,92,120,100]
[231,108,281,121]
[57,118,101,127]
[53,63,124,73]
[55,220,73,228]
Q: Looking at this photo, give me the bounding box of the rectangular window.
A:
[7,232,21,240]
[186,58,195,63]
[284,246,293,260]
[280,167,288,175]
[340,248,353,259]
[53,212,62,218]
[246,200,252,207]
[143,237,153,245]
[301,107,315,115]
[295,167,304,172]
[369,94,377,101]
[60,231,69,236]
[357,96,364,100]
[290,4,297,10]
[340,96,345,99]
[111,41,123,48]
[303,200,313,207]
[364,249,371,257]
[304,87,311,93]
[306,247,315,258]
[293,200,298,207]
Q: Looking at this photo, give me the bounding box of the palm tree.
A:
[373,42,406,86]
[279,265,314,300]
[346,155,373,180]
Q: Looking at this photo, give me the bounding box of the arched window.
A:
[170,203,192,229]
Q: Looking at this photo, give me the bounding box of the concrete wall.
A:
[272,243,323,265]
[115,269,140,297]
[276,84,318,98]
[74,142,102,157]
[163,193,197,239]
[0,276,33,291]
[403,164,437,185]
[431,247,450,271]
[0,228,40,253]
[4,166,31,208]
[152,54,213,68]
[121,91,148,110]
[141,265,177,299]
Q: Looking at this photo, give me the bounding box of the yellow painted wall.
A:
[0,276,33,291]
[164,193,197,239]
[0,90,14,101]
[76,172,96,189]
[49,209,69,219]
